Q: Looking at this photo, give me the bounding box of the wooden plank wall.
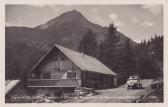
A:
[81,71,114,89]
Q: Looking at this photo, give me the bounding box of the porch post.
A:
[114,76,117,87]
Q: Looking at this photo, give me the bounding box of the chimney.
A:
[82,46,85,58]
[82,50,85,58]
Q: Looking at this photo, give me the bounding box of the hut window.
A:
[31,73,36,79]
[60,54,66,60]
[43,73,51,79]
[67,72,76,79]
[53,56,57,61]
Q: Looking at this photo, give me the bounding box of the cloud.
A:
[142,5,162,15]
[30,4,46,8]
[5,22,12,26]
[31,13,35,17]
[133,40,141,43]
[94,15,106,26]
[91,8,98,13]
[114,20,124,27]
[18,19,23,26]
[109,13,118,21]
[5,20,23,27]
[64,4,72,6]
[132,17,139,24]
[142,21,155,27]
[108,13,124,27]
[89,8,106,26]
[51,6,60,12]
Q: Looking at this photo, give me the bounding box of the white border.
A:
[4,0,166,5]
[1,0,168,107]
[0,0,5,105]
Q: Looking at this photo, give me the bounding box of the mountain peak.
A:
[60,9,86,20]
[70,9,80,13]
[36,9,88,29]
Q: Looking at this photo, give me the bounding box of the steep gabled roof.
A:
[55,44,116,75]
[32,44,117,75]
[5,80,20,95]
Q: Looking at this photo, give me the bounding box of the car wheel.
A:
[127,85,129,89]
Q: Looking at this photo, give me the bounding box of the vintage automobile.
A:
[126,75,142,89]
[151,79,163,89]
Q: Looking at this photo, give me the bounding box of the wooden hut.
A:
[28,44,117,96]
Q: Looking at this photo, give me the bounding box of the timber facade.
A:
[28,44,117,96]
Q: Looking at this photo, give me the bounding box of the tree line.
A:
[79,23,163,84]
[6,23,163,85]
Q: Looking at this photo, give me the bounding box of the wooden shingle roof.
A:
[55,44,116,75]
[32,44,117,75]
[5,80,20,95]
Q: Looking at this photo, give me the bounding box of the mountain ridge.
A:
[6,10,137,50]
[5,9,137,79]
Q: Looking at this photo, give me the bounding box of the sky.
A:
[5,5,163,42]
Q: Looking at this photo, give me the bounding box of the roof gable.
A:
[31,44,117,75]
[5,80,20,95]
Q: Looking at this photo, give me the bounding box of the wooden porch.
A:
[27,79,80,87]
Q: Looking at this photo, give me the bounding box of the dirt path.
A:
[62,79,153,103]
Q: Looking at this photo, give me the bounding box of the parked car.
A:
[126,75,142,89]
[151,79,163,89]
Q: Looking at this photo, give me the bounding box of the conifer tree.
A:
[78,29,98,57]
[98,23,119,71]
